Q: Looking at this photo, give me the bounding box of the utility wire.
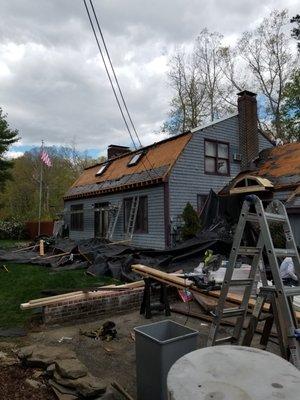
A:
[83,0,138,151]
[89,0,142,148]
[84,0,160,179]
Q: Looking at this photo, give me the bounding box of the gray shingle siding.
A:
[258,132,272,150]
[64,185,165,250]
[168,115,272,221]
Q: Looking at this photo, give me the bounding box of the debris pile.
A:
[0,234,232,282]
[17,344,108,399]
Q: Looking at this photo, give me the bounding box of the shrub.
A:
[181,202,201,240]
[0,218,26,240]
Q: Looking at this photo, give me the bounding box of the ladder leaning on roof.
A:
[206,194,300,369]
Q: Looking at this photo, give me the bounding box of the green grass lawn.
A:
[0,239,30,250]
[0,263,115,328]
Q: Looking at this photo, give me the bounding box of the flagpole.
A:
[38,140,44,237]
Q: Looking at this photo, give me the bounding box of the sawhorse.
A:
[140,277,171,319]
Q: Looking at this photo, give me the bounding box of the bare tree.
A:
[237,9,296,139]
[163,50,207,134]
[194,29,225,121]
[164,30,235,134]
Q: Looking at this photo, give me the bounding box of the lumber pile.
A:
[20,281,144,310]
[132,264,300,321]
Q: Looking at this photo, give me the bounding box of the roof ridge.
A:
[84,130,191,171]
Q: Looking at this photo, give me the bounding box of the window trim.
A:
[95,163,109,177]
[123,196,148,234]
[197,194,208,215]
[70,204,84,231]
[204,139,230,176]
[127,151,145,167]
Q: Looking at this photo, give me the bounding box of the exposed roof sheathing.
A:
[65,132,192,199]
[221,143,300,195]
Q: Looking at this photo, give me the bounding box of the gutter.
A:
[64,177,164,201]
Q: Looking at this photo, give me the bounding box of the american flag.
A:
[40,148,52,167]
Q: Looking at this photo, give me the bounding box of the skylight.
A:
[128,152,144,167]
[95,163,108,176]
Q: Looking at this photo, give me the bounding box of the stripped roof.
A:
[65,132,192,199]
[220,142,300,195]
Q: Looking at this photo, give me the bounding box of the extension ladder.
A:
[106,202,122,241]
[207,195,300,368]
[125,196,140,240]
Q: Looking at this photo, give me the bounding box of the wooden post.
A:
[39,240,45,256]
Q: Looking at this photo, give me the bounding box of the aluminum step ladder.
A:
[207,195,300,368]
[125,196,140,240]
[242,286,297,362]
[106,202,122,241]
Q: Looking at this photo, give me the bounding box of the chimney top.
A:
[107,144,130,160]
[237,90,257,98]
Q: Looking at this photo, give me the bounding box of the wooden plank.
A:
[192,293,218,313]
[21,281,145,310]
[132,264,300,321]
[170,305,278,338]
[132,264,195,289]
[12,245,36,253]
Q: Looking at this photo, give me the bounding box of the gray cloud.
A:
[0,0,298,155]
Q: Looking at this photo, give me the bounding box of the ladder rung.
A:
[274,248,297,257]
[260,286,300,297]
[215,336,235,345]
[222,308,246,318]
[284,287,300,297]
[246,213,258,222]
[229,279,254,287]
[265,212,286,223]
[238,246,260,256]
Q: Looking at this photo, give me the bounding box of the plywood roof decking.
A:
[65,132,192,199]
[257,143,300,179]
[221,143,300,195]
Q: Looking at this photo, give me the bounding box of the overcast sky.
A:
[0,0,298,159]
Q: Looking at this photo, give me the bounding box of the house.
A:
[219,142,300,245]
[63,90,273,250]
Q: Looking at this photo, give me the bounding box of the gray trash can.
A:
[134,320,198,400]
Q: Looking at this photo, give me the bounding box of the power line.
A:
[83,0,159,179]
[83,0,138,150]
[87,0,159,177]
[89,0,142,148]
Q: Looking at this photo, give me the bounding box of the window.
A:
[124,196,148,234]
[197,194,207,215]
[127,152,144,167]
[204,140,229,175]
[70,204,84,231]
[95,163,109,176]
[94,202,110,238]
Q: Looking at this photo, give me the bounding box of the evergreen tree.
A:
[181,202,201,240]
[0,108,19,191]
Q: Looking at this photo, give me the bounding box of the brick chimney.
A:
[237,90,259,169]
[107,144,130,160]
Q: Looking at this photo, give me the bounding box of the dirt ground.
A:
[0,301,282,400]
[0,365,57,400]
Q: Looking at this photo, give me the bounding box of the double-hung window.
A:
[204,140,229,175]
[70,204,84,231]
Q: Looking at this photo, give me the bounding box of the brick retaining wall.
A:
[43,288,145,324]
